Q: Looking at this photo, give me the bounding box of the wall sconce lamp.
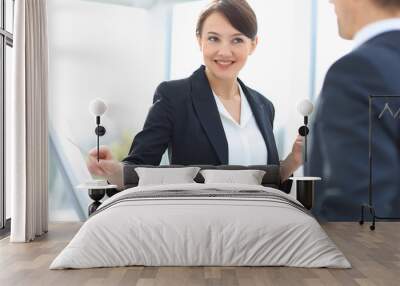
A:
[89,99,107,162]
[297,99,314,163]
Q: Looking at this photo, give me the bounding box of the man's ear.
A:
[249,36,258,55]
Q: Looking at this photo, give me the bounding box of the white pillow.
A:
[135,167,201,186]
[200,169,266,185]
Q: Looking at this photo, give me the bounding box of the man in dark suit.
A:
[308,0,400,220]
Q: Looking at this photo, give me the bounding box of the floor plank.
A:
[0,222,399,286]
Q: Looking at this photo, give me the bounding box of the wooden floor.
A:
[0,222,399,286]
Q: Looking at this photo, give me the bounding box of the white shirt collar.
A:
[353,18,400,49]
[212,83,252,128]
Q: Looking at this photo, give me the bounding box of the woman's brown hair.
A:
[373,0,400,8]
[196,0,258,40]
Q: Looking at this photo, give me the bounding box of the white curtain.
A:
[9,0,49,242]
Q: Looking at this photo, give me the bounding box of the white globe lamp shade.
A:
[297,99,314,116]
[89,99,107,117]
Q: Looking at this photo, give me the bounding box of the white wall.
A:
[48,0,169,151]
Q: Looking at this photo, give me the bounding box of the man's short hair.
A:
[373,0,400,8]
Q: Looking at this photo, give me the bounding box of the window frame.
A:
[0,0,13,233]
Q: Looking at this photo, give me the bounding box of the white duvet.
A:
[50,183,351,269]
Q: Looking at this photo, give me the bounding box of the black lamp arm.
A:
[94,116,106,162]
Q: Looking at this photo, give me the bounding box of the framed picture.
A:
[361,95,400,230]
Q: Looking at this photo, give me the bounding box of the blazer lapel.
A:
[238,79,279,164]
[190,66,228,164]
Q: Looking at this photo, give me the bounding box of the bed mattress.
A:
[50,183,351,269]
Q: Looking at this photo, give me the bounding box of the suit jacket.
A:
[308,31,400,221]
[122,66,282,175]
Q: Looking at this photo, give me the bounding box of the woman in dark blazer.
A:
[123,65,280,166]
[88,0,303,189]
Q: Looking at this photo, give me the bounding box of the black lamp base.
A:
[296,180,315,210]
[106,188,119,197]
[88,189,105,216]
[87,188,119,216]
[88,201,102,216]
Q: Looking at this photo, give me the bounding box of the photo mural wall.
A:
[48,0,400,223]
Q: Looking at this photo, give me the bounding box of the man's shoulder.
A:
[329,50,370,70]
[362,30,400,52]
[324,49,378,84]
[328,32,400,76]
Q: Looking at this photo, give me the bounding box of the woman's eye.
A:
[233,38,244,44]
[208,36,219,42]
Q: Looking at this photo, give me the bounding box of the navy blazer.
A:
[123,65,280,167]
[308,31,400,221]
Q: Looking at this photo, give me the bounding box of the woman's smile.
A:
[214,59,236,69]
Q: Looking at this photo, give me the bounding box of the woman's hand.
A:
[280,135,304,182]
[87,146,121,177]
[290,135,304,167]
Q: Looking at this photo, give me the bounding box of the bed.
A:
[50,165,351,269]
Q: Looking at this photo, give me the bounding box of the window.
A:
[0,0,14,233]
[314,0,352,96]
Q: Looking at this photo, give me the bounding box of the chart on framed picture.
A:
[360,96,400,224]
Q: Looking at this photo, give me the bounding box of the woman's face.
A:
[197,12,257,81]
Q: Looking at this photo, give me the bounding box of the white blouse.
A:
[212,84,268,165]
